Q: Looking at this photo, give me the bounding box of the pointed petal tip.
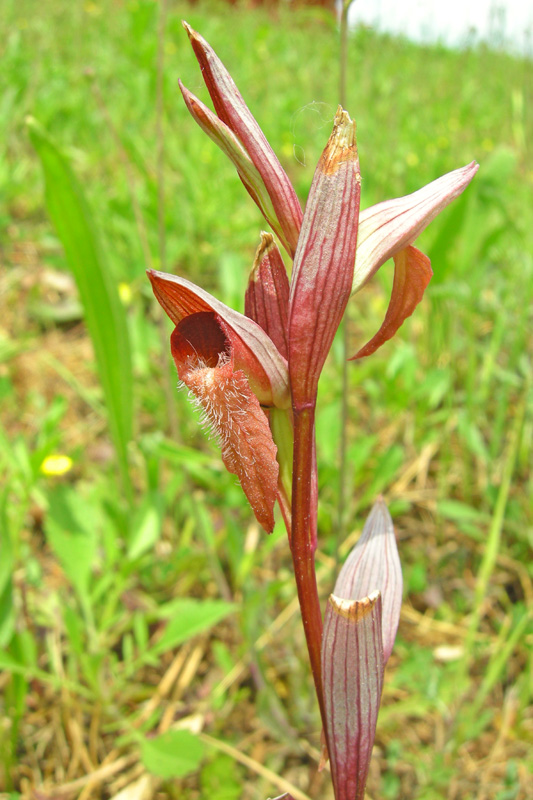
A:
[457,160,479,187]
[146,267,168,287]
[367,495,394,531]
[332,105,357,147]
[373,494,391,517]
[181,19,194,36]
[250,231,276,280]
[353,160,479,296]
[320,107,359,176]
[178,80,193,108]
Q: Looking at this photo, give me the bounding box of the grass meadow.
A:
[1,1,532,798]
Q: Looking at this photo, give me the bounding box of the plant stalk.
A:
[290,405,326,731]
[337,0,353,553]
[155,0,179,440]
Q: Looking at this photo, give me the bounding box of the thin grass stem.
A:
[156,0,179,440]
[88,75,154,274]
[463,384,528,669]
[337,0,354,551]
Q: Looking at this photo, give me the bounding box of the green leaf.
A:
[141,730,205,778]
[27,117,133,500]
[0,488,14,647]
[44,486,97,600]
[154,599,236,655]
[127,499,161,561]
[437,499,487,540]
[201,753,243,800]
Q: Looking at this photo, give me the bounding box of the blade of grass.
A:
[27,117,134,502]
[0,651,94,700]
[471,608,531,718]
[462,382,528,669]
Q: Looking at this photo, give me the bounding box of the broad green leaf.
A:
[141,729,205,778]
[46,524,96,600]
[0,650,19,670]
[127,500,161,561]
[27,118,133,500]
[154,599,236,655]
[44,487,98,600]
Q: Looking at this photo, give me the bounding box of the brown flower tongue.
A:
[170,311,279,533]
[172,311,229,372]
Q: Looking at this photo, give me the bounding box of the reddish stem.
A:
[276,484,292,543]
[291,405,327,730]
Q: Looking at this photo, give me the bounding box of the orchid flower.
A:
[148,23,478,800]
[178,22,478,369]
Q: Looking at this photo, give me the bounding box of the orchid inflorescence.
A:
[148,22,477,800]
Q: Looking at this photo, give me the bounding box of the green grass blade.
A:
[471,610,531,717]
[27,117,133,500]
[463,383,529,668]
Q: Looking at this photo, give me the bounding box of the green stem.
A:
[337,0,352,552]
[462,384,527,671]
[291,405,326,729]
[339,1,349,109]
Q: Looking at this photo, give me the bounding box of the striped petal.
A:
[183,22,302,257]
[245,232,290,359]
[334,497,402,665]
[351,245,433,360]
[321,592,384,800]
[288,107,361,409]
[179,84,293,255]
[352,161,478,294]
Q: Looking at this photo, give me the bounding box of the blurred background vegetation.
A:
[0,1,532,798]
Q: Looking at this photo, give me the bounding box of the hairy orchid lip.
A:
[169,312,279,533]
[172,312,230,369]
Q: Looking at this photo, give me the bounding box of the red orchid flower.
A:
[147,270,289,533]
[149,24,478,800]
